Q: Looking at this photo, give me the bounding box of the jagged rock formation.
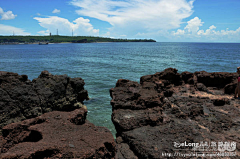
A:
[0,71,116,158]
[0,70,89,134]
[0,108,115,158]
[110,68,240,159]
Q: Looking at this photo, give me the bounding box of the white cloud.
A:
[197,25,216,36]
[0,7,17,20]
[173,29,185,36]
[34,16,99,36]
[172,17,240,42]
[197,25,240,38]
[184,17,203,34]
[70,0,194,37]
[37,30,50,36]
[172,17,204,36]
[52,9,61,14]
[209,25,216,30]
[0,24,30,35]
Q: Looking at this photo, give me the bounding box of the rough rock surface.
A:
[0,108,116,158]
[110,68,240,159]
[0,71,89,134]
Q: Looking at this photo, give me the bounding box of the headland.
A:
[0,35,156,45]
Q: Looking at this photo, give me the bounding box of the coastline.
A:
[0,68,239,158]
[0,41,151,45]
[0,35,156,45]
[111,68,240,158]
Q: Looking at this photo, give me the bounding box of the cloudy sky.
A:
[0,0,240,42]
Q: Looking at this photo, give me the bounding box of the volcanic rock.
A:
[0,108,115,158]
[0,71,89,134]
[110,68,240,159]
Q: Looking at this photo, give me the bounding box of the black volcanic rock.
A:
[0,71,117,159]
[110,68,240,159]
[0,71,89,134]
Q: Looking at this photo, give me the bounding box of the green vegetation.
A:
[0,35,156,43]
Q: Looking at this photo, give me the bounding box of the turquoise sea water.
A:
[0,42,240,135]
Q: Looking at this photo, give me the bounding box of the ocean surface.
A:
[0,42,240,136]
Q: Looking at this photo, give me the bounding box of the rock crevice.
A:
[110,68,240,159]
[0,71,116,159]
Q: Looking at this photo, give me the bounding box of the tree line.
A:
[0,35,156,43]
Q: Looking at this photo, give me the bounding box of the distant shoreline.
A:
[0,41,138,45]
[0,35,156,44]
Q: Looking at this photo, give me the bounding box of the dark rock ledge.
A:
[0,71,115,158]
[110,68,240,159]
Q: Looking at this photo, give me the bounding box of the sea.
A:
[0,42,240,136]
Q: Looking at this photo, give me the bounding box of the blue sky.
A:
[0,0,240,42]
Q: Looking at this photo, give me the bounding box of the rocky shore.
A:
[110,68,240,158]
[0,71,115,158]
[1,68,239,158]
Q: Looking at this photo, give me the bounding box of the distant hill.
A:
[0,35,156,43]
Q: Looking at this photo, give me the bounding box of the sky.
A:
[0,0,240,42]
